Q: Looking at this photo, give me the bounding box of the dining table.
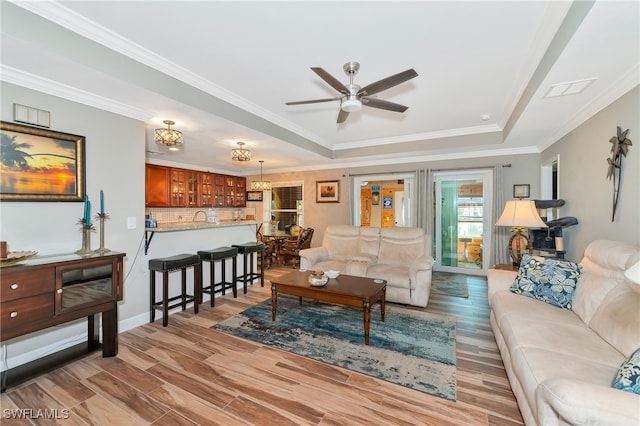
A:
[261,230,293,266]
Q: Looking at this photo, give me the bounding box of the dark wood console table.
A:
[0,251,125,391]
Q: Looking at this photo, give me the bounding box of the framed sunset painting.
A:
[0,121,85,201]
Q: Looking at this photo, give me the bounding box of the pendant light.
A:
[251,160,271,190]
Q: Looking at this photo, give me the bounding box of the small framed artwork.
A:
[513,184,530,199]
[246,190,263,202]
[372,191,380,205]
[0,121,86,201]
[316,180,339,203]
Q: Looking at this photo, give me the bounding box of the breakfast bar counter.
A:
[145,220,258,253]
[143,221,258,305]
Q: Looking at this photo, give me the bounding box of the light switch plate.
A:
[127,217,136,229]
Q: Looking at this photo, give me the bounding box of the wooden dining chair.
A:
[256,231,278,269]
[280,227,314,268]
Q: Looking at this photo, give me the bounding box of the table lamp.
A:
[496,200,547,267]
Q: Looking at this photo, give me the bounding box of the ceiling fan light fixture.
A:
[155,119,184,150]
[231,141,251,161]
[341,97,362,112]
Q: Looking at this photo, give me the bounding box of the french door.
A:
[433,170,493,275]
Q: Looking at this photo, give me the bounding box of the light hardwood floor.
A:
[2,267,524,425]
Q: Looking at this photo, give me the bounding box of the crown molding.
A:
[333,124,503,150]
[1,65,154,121]
[536,65,639,152]
[12,1,329,147]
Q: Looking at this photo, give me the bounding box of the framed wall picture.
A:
[513,184,530,199]
[371,191,380,205]
[246,190,263,202]
[0,121,86,201]
[316,180,339,203]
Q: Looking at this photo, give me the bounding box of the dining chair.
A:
[280,227,314,268]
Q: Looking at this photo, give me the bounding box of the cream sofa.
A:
[487,240,640,425]
[299,225,433,307]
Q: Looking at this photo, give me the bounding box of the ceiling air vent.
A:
[544,78,597,98]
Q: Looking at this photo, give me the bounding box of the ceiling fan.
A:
[286,62,418,123]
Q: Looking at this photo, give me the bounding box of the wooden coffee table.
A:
[270,270,386,345]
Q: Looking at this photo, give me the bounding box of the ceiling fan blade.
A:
[337,109,350,123]
[285,98,340,105]
[311,67,350,94]
[362,97,408,113]
[358,69,418,96]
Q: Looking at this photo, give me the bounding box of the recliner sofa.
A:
[299,225,434,307]
[487,240,640,425]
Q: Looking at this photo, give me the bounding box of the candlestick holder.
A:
[75,219,95,256]
[96,213,110,254]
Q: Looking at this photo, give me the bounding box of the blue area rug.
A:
[212,296,457,400]
[432,271,470,298]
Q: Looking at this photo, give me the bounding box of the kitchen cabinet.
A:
[224,176,236,207]
[186,170,200,207]
[170,168,186,206]
[235,176,246,207]
[213,174,225,207]
[200,172,213,207]
[145,164,246,208]
[1,252,125,390]
[145,164,170,207]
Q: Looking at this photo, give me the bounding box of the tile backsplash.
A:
[146,207,256,223]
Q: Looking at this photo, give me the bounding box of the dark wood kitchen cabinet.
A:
[186,170,200,207]
[145,164,246,208]
[145,164,170,207]
[200,172,214,207]
[1,252,125,391]
[170,168,187,206]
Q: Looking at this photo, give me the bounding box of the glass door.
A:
[433,170,492,275]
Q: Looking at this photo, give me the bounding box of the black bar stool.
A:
[149,254,201,327]
[197,246,238,307]
[232,242,265,294]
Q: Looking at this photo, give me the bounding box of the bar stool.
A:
[197,246,238,307]
[232,242,266,294]
[149,254,201,327]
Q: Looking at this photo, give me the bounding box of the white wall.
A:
[542,85,640,259]
[1,82,147,368]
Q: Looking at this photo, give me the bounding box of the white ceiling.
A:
[1,1,638,175]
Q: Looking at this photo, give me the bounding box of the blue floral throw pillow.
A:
[612,348,640,394]
[509,254,582,309]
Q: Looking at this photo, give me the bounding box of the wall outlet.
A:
[127,217,136,229]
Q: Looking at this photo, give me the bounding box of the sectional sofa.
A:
[487,240,640,425]
[299,225,433,307]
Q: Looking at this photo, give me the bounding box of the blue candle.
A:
[100,190,104,214]
[84,196,91,226]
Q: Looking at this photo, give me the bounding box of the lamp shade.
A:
[251,160,271,190]
[496,200,548,228]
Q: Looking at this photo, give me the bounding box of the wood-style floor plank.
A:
[3,266,524,425]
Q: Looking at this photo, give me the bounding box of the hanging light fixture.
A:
[251,160,271,190]
[154,120,184,151]
[231,141,251,161]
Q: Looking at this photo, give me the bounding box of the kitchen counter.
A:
[143,220,258,308]
[146,220,258,232]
